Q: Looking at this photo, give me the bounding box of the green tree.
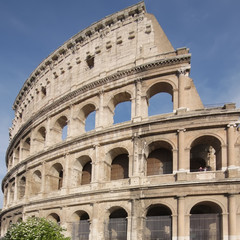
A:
[4,217,71,240]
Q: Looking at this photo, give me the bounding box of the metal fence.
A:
[145,216,172,240]
[105,218,127,240]
[190,214,221,240]
[72,220,90,240]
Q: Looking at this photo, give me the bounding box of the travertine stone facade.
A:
[1,2,240,239]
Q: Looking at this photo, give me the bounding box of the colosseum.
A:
[1,1,240,240]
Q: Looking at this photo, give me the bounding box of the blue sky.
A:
[0,0,240,207]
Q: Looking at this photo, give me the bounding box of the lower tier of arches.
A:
[1,189,240,240]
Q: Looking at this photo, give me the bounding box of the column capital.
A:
[227,123,237,128]
[134,77,143,84]
[176,195,186,200]
[227,192,238,197]
[177,67,190,76]
[177,128,186,133]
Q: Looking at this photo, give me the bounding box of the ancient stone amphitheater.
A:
[1,2,240,240]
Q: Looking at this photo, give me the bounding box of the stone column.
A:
[92,144,100,183]
[228,193,237,240]
[6,184,10,207]
[132,134,140,177]
[24,171,30,201]
[173,88,178,111]
[128,199,140,239]
[95,91,104,129]
[177,129,186,171]
[172,149,178,173]
[177,196,185,240]
[141,95,148,119]
[227,123,236,168]
[132,78,143,122]
[63,153,70,192]
[45,117,51,147]
[14,177,18,203]
[41,161,46,195]
[67,105,74,139]
[177,69,187,109]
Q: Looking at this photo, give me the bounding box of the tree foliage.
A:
[4,217,71,240]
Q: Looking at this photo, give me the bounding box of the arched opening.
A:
[72,211,90,240]
[111,154,129,180]
[147,82,173,117]
[14,146,20,165]
[149,92,173,116]
[53,116,68,143]
[4,185,8,207]
[18,176,26,199]
[10,181,15,203]
[147,141,173,176]
[22,137,31,160]
[107,208,128,240]
[8,153,13,169]
[47,213,60,224]
[72,156,92,186]
[190,136,222,172]
[48,163,64,191]
[35,126,46,151]
[62,125,68,141]
[109,92,132,125]
[85,111,96,132]
[190,201,222,239]
[78,104,96,133]
[114,101,131,124]
[31,170,41,195]
[145,205,172,239]
[82,162,92,185]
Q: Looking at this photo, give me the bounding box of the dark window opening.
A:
[86,55,94,69]
[111,154,129,180]
[146,205,172,240]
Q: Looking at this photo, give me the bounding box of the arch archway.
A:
[190,201,222,239]
[72,156,92,186]
[147,82,173,116]
[47,213,61,224]
[108,91,132,125]
[107,207,128,240]
[145,204,172,239]
[111,154,129,180]
[147,141,173,175]
[190,135,222,172]
[80,103,96,132]
[35,126,46,152]
[48,163,63,191]
[18,176,26,199]
[53,116,68,143]
[71,211,90,240]
[22,137,31,160]
[31,170,41,195]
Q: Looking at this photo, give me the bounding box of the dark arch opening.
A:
[108,208,128,240]
[147,148,172,175]
[81,162,92,185]
[190,202,222,240]
[190,136,222,172]
[146,205,172,240]
[72,211,90,240]
[111,154,129,180]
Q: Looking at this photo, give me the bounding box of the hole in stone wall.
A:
[86,55,94,69]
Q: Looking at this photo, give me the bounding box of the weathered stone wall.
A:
[2,2,240,239]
